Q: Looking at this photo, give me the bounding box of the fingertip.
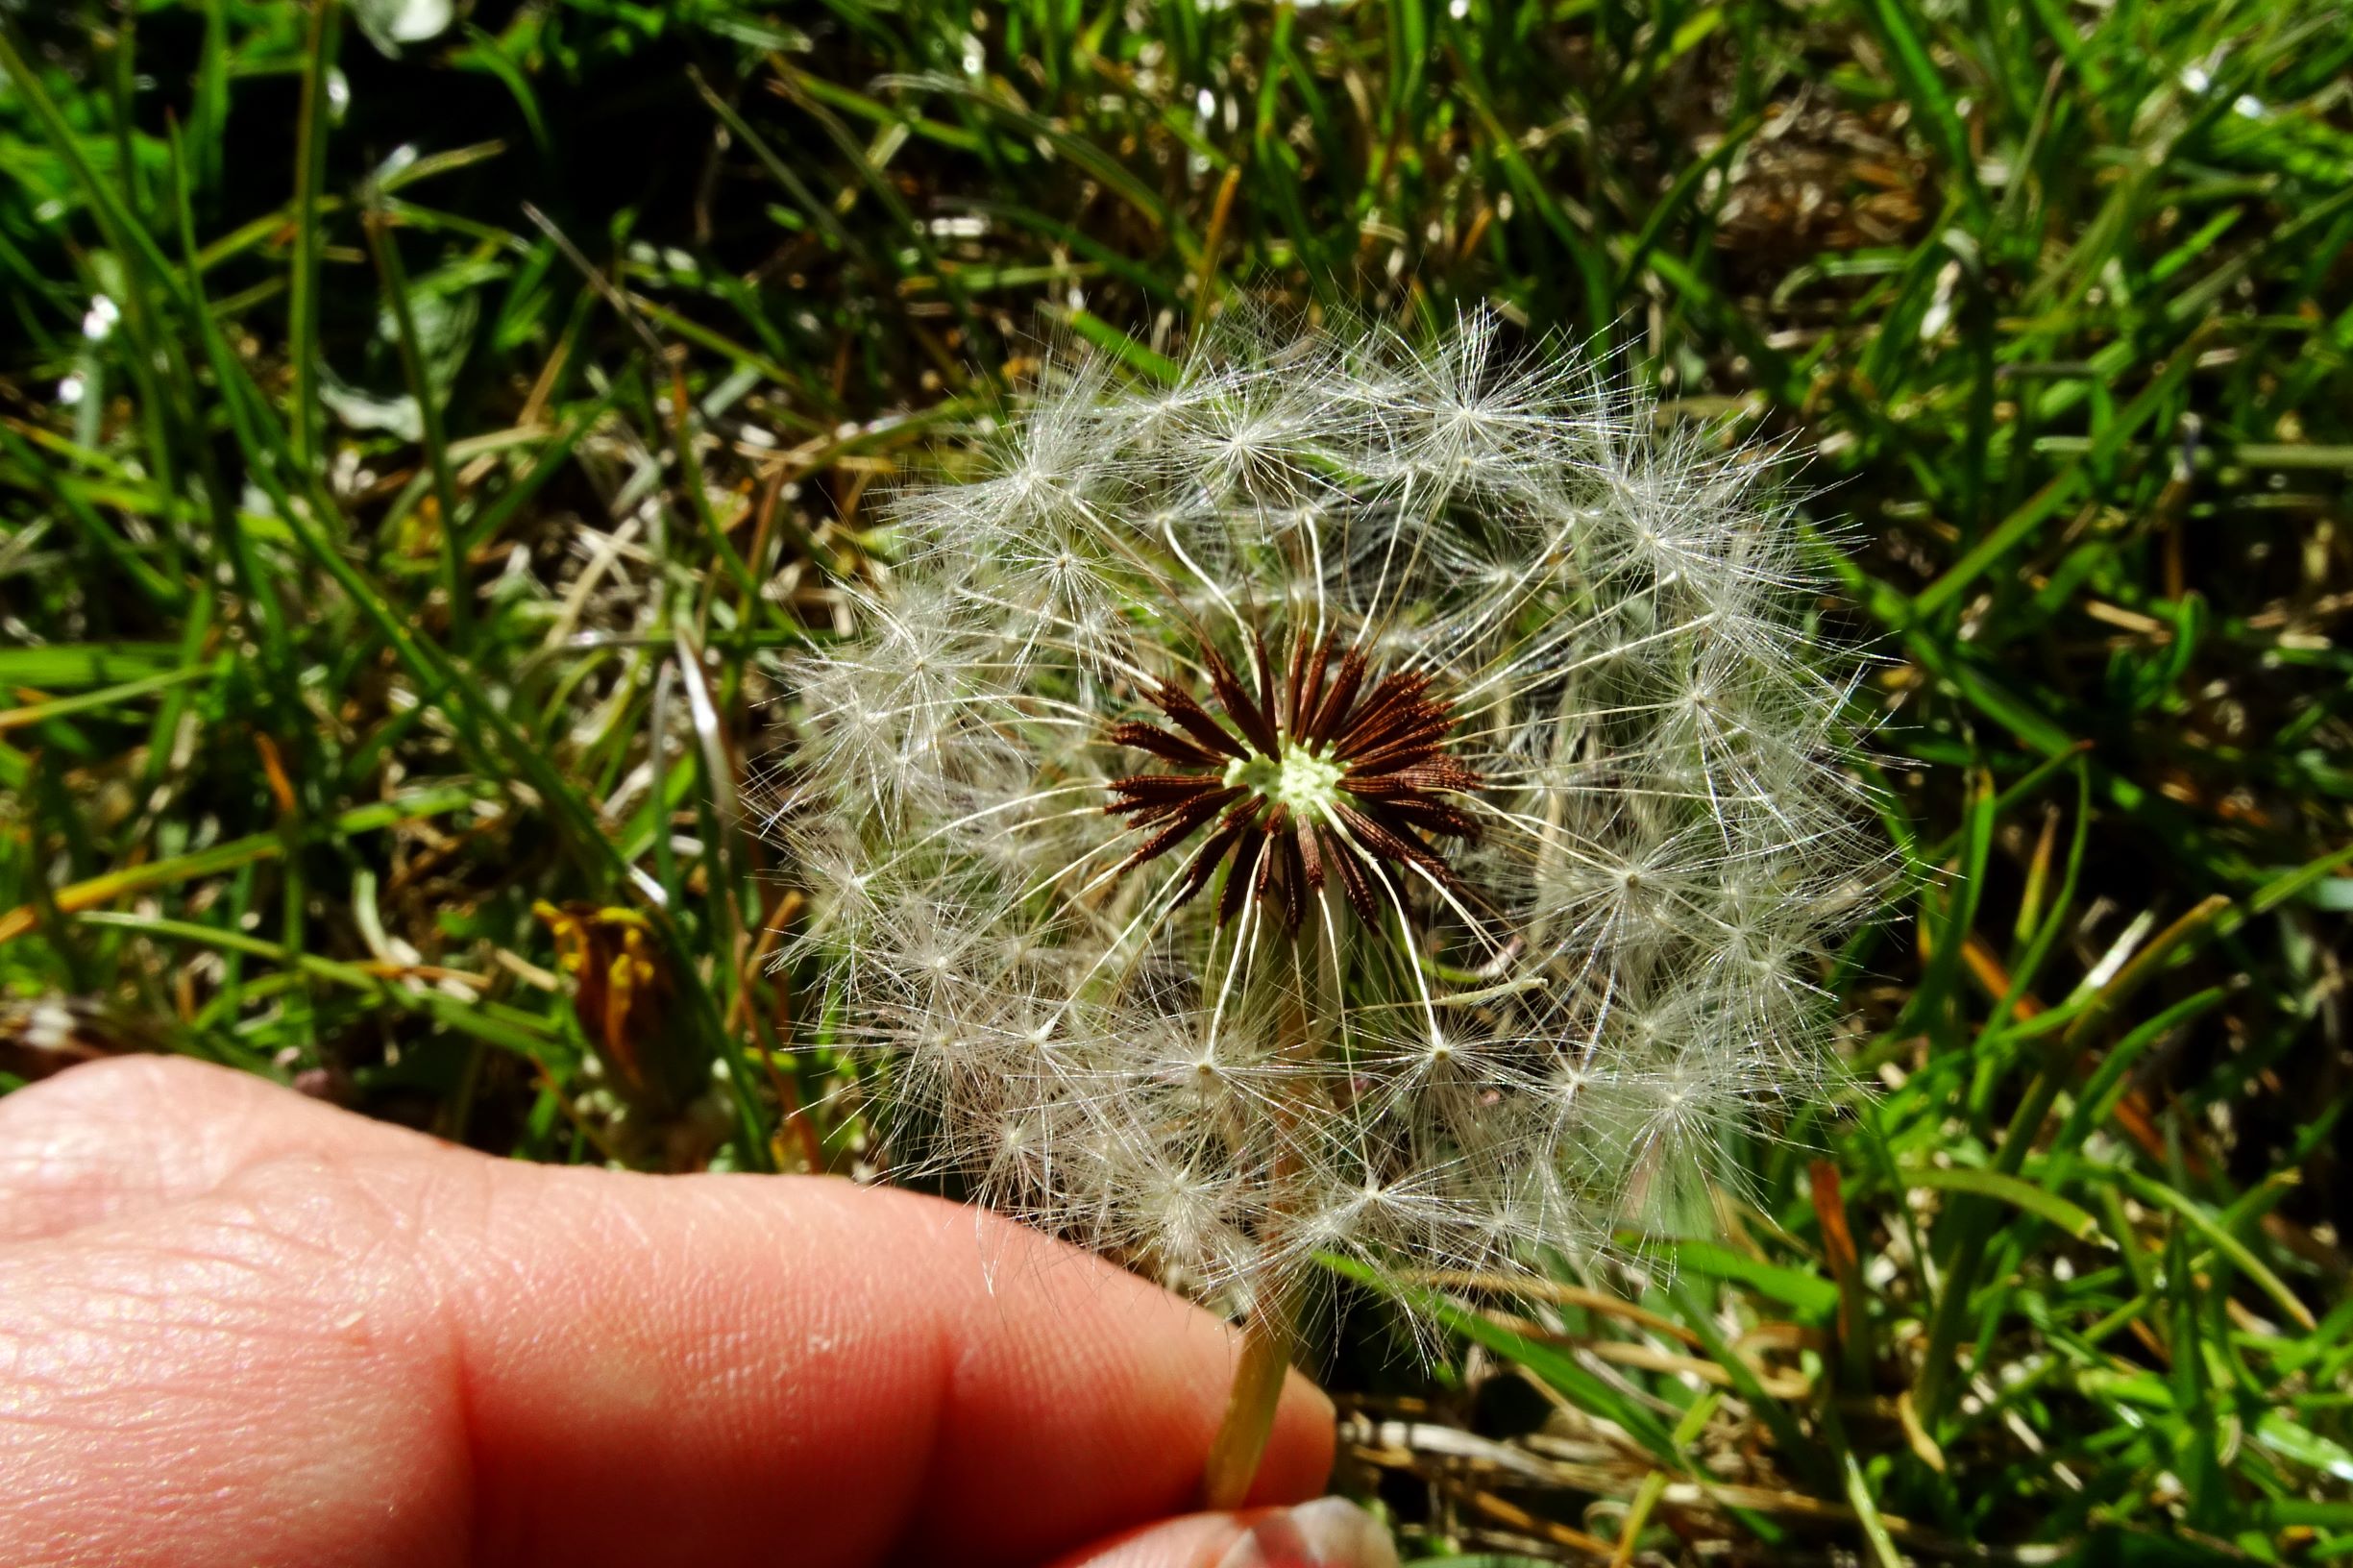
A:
[1044,1513,1241,1568]
[1046,1500,1398,1568]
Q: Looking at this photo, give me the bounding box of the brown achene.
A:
[1106,630,1483,931]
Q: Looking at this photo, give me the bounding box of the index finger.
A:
[432,1165,1337,1565]
[0,1058,1335,1568]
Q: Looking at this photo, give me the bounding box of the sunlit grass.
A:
[3,1,2350,1559]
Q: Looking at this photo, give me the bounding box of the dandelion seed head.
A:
[779,308,1888,1321]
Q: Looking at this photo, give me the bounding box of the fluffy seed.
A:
[773,308,1887,1323]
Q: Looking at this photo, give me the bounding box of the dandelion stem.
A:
[1202,926,1319,1509]
[1199,1278,1299,1510]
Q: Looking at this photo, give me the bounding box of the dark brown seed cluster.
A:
[1106,631,1482,930]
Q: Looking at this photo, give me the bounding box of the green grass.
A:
[4,0,2351,1558]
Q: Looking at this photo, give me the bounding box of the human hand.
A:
[0,1056,1395,1567]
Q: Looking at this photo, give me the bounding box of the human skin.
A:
[0,1056,1387,1567]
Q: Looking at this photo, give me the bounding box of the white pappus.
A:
[772,308,1885,1328]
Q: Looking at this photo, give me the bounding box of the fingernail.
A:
[1213,1497,1399,1568]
